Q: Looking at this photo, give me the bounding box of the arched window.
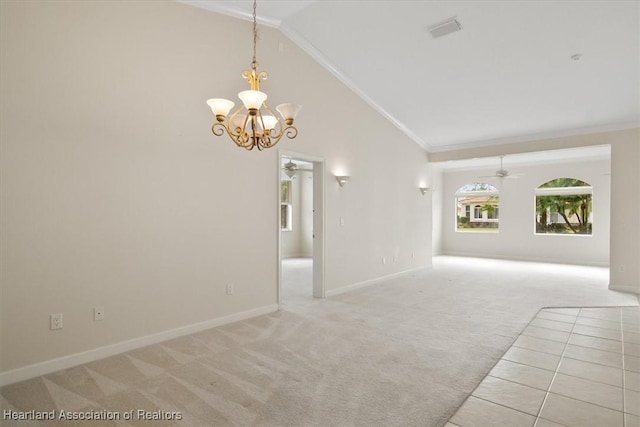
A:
[535,178,592,235]
[455,183,499,233]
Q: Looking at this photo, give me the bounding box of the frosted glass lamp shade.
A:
[206,98,235,120]
[230,114,247,132]
[238,90,267,111]
[261,115,278,131]
[276,103,301,124]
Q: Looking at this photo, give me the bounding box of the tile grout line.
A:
[449,307,638,427]
[483,371,628,414]
[515,331,627,369]
[532,307,581,427]
[494,357,627,392]
[448,307,555,426]
[485,373,548,392]
[560,354,624,372]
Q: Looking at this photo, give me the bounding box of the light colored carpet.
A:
[281,257,313,304]
[1,256,638,426]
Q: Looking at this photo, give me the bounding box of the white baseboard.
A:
[0,304,279,387]
[325,266,430,297]
[609,284,640,295]
[441,251,609,268]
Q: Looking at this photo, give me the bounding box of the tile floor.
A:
[447,306,640,427]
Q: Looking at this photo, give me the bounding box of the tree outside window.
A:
[535,178,592,235]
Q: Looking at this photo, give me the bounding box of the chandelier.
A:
[206,0,301,151]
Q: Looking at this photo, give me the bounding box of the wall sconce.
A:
[336,176,350,187]
[419,187,430,195]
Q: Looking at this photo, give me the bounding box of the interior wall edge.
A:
[608,284,640,295]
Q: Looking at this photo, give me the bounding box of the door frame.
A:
[277,149,326,308]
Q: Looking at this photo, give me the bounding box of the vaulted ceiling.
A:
[184,1,639,154]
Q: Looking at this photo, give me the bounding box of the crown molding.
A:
[177,0,281,28]
[277,22,431,151]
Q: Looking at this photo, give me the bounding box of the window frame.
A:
[534,179,593,236]
[455,183,500,233]
[280,180,293,232]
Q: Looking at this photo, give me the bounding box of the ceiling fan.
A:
[282,158,313,178]
[282,160,298,178]
[479,156,520,181]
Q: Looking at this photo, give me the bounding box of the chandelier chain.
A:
[251,0,257,71]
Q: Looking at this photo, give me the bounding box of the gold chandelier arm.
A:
[261,102,283,138]
[256,125,298,150]
[256,137,272,151]
[236,137,255,150]
[230,128,254,150]
[227,107,245,137]
[211,122,228,137]
[262,102,274,113]
[283,125,298,139]
[212,119,252,149]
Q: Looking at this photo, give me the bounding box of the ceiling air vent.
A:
[427,17,462,38]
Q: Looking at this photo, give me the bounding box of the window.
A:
[281,180,292,231]
[487,206,499,220]
[535,178,592,235]
[455,183,499,232]
[474,205,482,219]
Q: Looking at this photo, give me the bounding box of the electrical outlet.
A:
[393,255,397,263]
[340,217,345,226]
[94,306,105,321]
[227,283,234,295]
[619,265,625,273]
[50,313,63,330]
[411,252,415,259]
[382,257,386,265]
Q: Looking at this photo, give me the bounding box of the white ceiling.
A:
[183,1,639,153]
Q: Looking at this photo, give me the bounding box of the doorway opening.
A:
[278,150,325,307]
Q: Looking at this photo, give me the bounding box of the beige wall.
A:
[440,159,611,266]
[0,1,431,377]
[430,128,640,294]
[609,135,640,294]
